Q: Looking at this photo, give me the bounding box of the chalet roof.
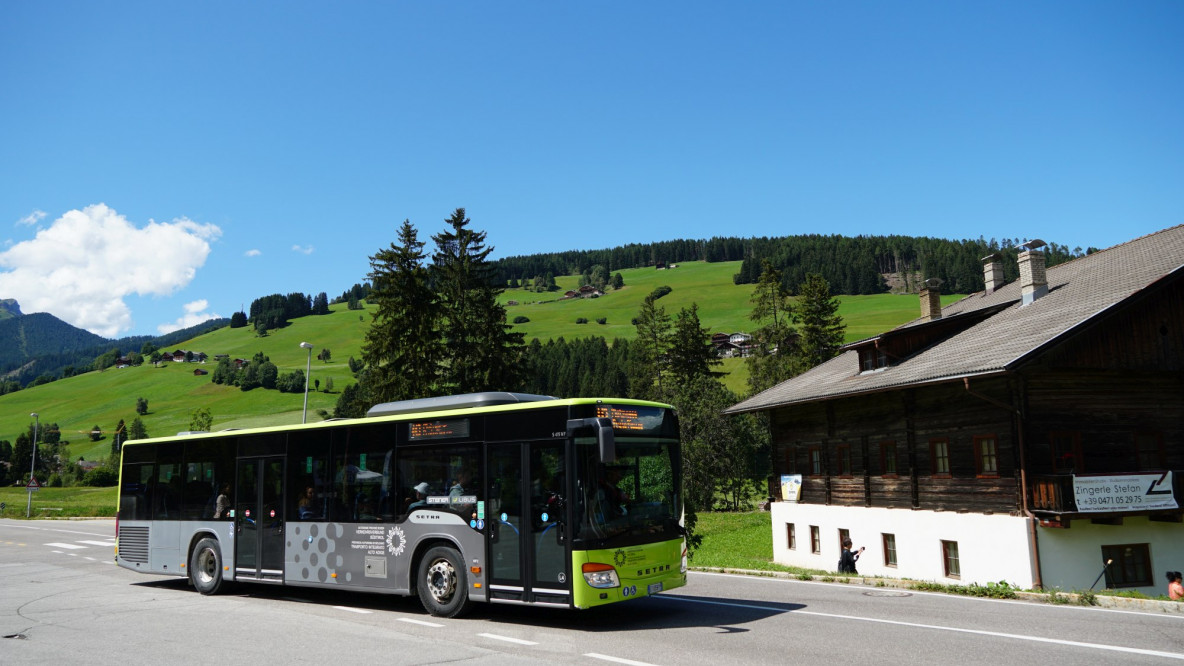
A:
[725,224,1184,414]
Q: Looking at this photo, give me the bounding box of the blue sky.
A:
[1,2,1181,338]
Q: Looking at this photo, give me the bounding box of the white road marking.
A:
[664,596,1184,660]
[398,618,444,627]
[332,606,372,614]
[46,543,86,550]
[585,653,660,666]
[478,633,538,645]
[79,540,115,547]
[7,524,111,538]
[689,571,1184,619]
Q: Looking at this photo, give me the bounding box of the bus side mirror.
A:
[596,418,615,464]
[568,418,616,463]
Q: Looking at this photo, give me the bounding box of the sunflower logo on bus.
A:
[387,526,407,556]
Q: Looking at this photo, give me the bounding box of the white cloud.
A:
[0,203,222,338]
[245,249,261,257]
[157,299,221,335]
[17,210,47,226]
[292,244,314,255]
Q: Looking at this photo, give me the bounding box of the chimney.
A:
[981,253,1004,294]
[920,278,943,321]
[1017,240,1048,306]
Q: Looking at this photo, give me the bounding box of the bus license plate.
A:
[648,582,663,595]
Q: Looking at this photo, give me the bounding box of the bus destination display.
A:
[409,418,471,441]
[596,405,663,433]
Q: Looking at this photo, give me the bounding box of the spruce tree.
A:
[362,219,442,403]
[746,259,803,395]
[796,272,845,368]
[431,208,525,394]
[631,295,672,400]
[128,417,148,441]
[668,303,720,385]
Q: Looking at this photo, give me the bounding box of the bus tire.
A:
[190,537,226,595]
[417,545,471,618]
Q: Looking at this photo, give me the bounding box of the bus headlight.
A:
[582,562,620,589]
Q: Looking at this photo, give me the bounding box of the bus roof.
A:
[121,395,673,447]
[366,392,557,417]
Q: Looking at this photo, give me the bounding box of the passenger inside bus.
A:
[407,482,430,512]
[298,486,318,520]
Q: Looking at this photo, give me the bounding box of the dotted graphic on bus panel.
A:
[290,523,345,583]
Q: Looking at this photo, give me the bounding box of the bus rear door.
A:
[235,456,285,582]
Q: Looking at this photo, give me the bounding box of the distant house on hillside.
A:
[560,286,605,300]
[193,368,208,376]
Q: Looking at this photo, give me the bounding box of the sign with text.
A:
[1073,472,1176,513]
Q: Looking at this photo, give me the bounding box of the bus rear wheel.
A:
[190,537,226,595]
[417,545,471,618]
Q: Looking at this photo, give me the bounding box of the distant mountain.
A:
[0,298,21,319]
[0,309,228,386]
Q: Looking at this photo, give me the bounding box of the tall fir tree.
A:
[796,272,846,368]
[667,303,720,386]
[431,208,525,394]
[128,417,148,441]
[630,295,672,400]
[746,259,803,395]
[362,219,443,403]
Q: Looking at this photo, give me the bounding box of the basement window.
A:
[941,540,961,579]
[1102,544,1152,588]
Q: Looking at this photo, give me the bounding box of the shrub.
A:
[649,285,673,300]
[596,318,607,325]
[575,317,588,324]
[513,316,530,324]
[83,467,118,487]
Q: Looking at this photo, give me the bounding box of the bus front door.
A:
[487,442,571,607]
[234,456,285,582]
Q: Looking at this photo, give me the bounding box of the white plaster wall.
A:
[769,502,1036,588]
[1035,517,1184,596]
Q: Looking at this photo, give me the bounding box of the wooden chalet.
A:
[726,226,1184,594]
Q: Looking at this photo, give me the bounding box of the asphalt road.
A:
[2,519,1182,665]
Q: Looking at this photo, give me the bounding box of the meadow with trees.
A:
[2,214,1031,523]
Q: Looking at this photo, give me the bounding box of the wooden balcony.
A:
[1029,471,1184,519]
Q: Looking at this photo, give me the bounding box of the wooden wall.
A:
[771,377,1019,514]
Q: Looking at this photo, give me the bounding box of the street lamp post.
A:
[26,412,39,518]
[300,342,314,423]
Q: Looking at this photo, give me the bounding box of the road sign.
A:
[27,477,40,491]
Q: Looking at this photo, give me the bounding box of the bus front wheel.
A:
[190,537,226,595]
[417,545,471,618]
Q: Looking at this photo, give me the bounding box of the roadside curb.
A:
[689,566,1184,614]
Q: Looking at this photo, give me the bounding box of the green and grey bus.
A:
[116,393,687,616]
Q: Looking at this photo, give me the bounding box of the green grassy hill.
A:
[503,261,958,344]
[0,262,962,462]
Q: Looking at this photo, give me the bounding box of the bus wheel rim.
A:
[426,559,456,602]
[197,549,216,582]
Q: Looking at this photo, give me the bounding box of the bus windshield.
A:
[573,436,681,546]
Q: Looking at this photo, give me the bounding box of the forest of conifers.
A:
[494,234,1087,295]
